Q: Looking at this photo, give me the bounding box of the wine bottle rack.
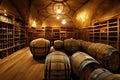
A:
[0,15,28,59]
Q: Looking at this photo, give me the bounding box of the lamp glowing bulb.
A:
[4,10,7,16]
[56,9,62,14]
[32,20,36,27]
[4,13,7,16]
[56,16,60,19]
[61,19,66,24]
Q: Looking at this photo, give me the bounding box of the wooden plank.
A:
[0,47,45,80]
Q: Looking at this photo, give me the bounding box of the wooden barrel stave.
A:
[45,51,71,80]
[87,43,120,73]
[101,48,120,72]
[89,68,112,80]
[96,44,120,73]
[29,38,50,59]
[87,43,99,57]
[64,38,80,54]
[71,51,100,80]
[95,44,113,63]
[53,40,64,50]
[80,41,92,52]
[89,68,120,80]
[104,74,120,80]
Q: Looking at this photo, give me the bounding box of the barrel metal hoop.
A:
[71,52,79,62]
[90,69,107,80]
[102,48,118,69]
[63,55,71,80]
[45,53,70,80]
[78,59,99,76]
[97,71,113,80]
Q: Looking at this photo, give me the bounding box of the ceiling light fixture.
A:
[46,0,70,15]
[54,3,63,14]
[61,19,66,24]
[46,0,69,25]
[56,9,62,14]
[4,13,7,16]
[56,16,60,19]
[3,10,7,16]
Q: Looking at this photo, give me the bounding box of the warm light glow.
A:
[56,9,62,14]
[56,16,60,19]
[32,20,36,27]
[4,10,7,16]
[80,12,87,23]
[4,13,7,16]
[100,28,106,32]
[76,11,88,23]
[61,19,66,24]
[41,22,47,27]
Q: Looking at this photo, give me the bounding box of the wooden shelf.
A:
[87,17,120,50]
[28,27,80,46]
[0,14,28,59]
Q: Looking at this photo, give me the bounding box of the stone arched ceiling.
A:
[10,0,89,28]
[1,0,120,29]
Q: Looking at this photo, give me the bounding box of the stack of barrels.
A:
[29,38,120,80]
[76,40,120,80]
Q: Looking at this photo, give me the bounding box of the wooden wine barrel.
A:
[45,51,71,80]
[80,40,92,52]
[76,40,82,51]
[89,68,120,80]
[64,38,80,54]
[87,43,120,73]
[30,38,50,59]
[104,74,120,80]
[50,46,65,53]
[86,43,99,57]
[53,40,63,50]
[71,51,100,80]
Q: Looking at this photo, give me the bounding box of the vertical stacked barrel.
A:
[44,51,71,80]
